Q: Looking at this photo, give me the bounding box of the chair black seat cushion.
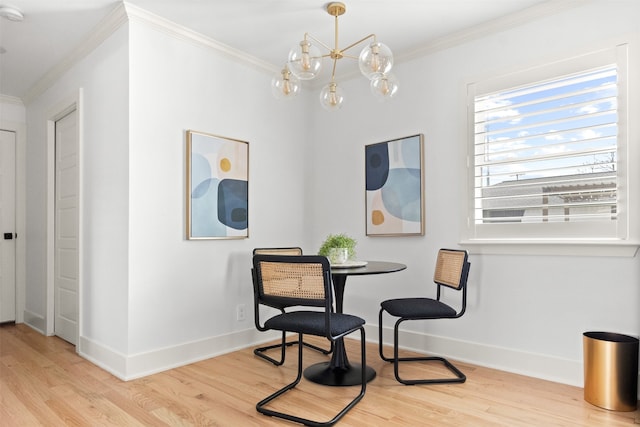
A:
[381,297,456,319]
[265,311,365,337]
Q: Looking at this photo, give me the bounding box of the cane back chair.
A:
[253,254,366,426]
[252,247,332,365]
[379,248,470,385]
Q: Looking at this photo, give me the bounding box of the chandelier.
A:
[271,2,398,111]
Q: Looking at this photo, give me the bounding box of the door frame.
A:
[46,90,83,349]
[0,105,25,324]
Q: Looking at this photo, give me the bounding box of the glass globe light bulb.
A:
[271,67,300,100]
[359,42,394,80]
[288,39,322,80]
[371,73,399,100]
[319,82,345,111]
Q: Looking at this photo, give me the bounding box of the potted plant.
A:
[318,233,357,263]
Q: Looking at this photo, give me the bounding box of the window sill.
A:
[459,239,640,257]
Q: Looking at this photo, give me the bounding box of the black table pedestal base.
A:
[300,262,406,387]
[303,362,376,386]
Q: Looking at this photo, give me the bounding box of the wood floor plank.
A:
[1,323,638,426]
[0,377,44,426]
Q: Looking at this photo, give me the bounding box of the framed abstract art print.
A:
[365,134,424,236]
[186,130,249,240]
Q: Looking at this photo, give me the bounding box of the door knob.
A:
[3,232,14,240]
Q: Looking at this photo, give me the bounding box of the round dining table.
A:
[303,260,407,386]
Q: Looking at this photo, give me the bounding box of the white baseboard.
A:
[76,324,639,400]
[78,335,128,379]
[369,324,640,399]
[78,328,279,381]
[23,310,46,335]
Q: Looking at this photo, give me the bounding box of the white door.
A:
[54,111,79,344]
[0,130,16,323]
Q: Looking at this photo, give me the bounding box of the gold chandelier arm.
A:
[288,52,332,66]
[330,56,339,81]
[305,33,333,53]
[340,33,376,54]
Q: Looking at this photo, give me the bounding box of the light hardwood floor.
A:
[1,323,638,426]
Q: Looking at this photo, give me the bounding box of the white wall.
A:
[20,6,309,380]
[122,19,311,376]
[0,97,26,123]
[24,24,130,358]
[308,0,640,389]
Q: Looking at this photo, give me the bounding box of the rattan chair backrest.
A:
[433,249,469,290]
[253,255,329,307]
[253,247,302,256]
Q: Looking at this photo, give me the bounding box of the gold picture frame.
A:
[365,134,424,236]
[186,130,249,240]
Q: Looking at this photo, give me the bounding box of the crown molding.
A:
[22,0,280,105]
[398,0,585,63]
[22,3,129,104]
[123,2,278,74]
[0,94,24,106]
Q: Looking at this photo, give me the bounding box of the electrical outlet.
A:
[236,304,246,321]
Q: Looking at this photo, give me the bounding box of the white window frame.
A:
[462,44,639,257]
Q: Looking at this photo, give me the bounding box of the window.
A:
[465,46,629,245]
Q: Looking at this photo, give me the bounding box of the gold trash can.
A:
[583,331,638,411]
